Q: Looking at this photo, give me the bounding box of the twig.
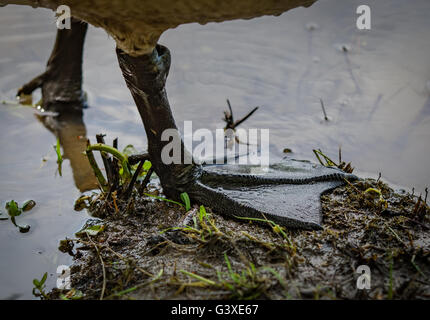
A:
[313,149,337,167]
[223,99,259,130]
[385,223,406,247]
[96,134,114,186]
[111,138,119,191]
[139,167,154,195]
[128,153,150,165]
[99,187,113,215]
[233,106,259,128]
[86,233,106,300]
[343,178,361,193]
[111,191,119,213]
[124,160,144,199]
[320,98,329,121]
[223,99,234,128]
[142,240,169,256]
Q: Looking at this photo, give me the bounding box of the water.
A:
[0,0,429,298]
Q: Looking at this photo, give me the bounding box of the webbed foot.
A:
[188,159,357,230]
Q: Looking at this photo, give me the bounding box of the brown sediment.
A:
[51,178,430,300]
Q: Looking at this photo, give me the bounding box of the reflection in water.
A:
[36,109,98,192]
[0,103,92,299]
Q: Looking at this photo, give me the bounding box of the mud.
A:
[50,178,429,300]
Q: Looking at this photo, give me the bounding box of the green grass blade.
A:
[180,270,216,286]
[180,192,191,211]
[143,193,183,207]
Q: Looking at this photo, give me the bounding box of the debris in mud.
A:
[50,178,429,300]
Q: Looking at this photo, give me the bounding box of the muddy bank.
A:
[49,178,429,300]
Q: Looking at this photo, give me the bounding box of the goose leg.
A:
[17,18,88,113]
[116,44,357,230]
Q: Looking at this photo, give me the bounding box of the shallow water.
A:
[0,0,429,298]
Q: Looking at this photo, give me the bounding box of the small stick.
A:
[223,99,234,129]
[124,160,144,199]
[385,223,406,247]
[233,106,259,129]
[227,99,233,117]
[86,233,106,300]
[139,167,154,195]
[111,138,119,191]
[112,194,119,214]
[128,153,150,165]
[320,98,329,121]
[99,187,113,215]
[223,99,259,130]
[96,134,114,186]
[313,149,337,167]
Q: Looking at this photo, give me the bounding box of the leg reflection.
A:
[37,107,98,192]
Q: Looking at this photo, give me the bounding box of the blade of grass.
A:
[180,192,191,211]
[54,138,63,176]
[180,270,216,286]
[143,193,183,207]
[86,149,108,191]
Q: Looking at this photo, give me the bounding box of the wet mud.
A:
[51,178,429,300]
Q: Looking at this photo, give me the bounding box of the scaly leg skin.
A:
[117,44,357,230]
[17,18,88,113]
